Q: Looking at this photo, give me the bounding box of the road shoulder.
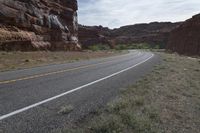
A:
[62,52,200,133]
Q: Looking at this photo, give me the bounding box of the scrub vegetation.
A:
[87,43,161,51]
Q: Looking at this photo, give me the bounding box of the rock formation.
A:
[78,22,180,49]
[0,0,80,51]
[110,22,180,48]
[167,14,200,55]
[78,25,111,48]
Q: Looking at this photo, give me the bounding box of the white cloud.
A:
[77,0,200,28]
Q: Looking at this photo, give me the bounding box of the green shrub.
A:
[114,43,151,50]
[153,45,160,49]
[88,44,110,51]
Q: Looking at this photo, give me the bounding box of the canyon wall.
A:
[0,0,80,51]
[78,22,180,49]
[78,25,111,48]
[167,14,200,55]
[111,22,180,48]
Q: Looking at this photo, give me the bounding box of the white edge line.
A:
[0,53,154,121]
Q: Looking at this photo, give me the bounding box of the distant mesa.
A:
[0,0,80,51]
[78,22,181,49]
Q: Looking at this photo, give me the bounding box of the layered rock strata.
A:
[0,0,80,51]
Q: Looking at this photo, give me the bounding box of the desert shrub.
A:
[88,44,110,51]
[114,43,151,50]
[153,45,160,49]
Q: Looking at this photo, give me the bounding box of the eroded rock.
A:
[0,0,80,51]
[78,25,111,48]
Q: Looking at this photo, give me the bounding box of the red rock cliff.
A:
[167,14,200,55]
[0,0,80,51]
[78,22,180,49]
[110,22,180,48]
[78,25,111,48]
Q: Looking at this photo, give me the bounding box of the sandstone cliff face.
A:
[167,14,200,55]
[78,22,180,49]
[0,0,80,51]
[78,25,111,48]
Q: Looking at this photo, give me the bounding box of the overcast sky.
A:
[77,0,200,28]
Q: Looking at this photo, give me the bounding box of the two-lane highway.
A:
[0,50,160,133]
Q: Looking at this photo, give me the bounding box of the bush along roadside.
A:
[85,43,162,51]
[114,43,161,50]
[87,44,110,51]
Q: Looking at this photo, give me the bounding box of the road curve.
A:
[0,50,161,133]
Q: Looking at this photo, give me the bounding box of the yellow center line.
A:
[0,51,140,85]
[0,56,126,85]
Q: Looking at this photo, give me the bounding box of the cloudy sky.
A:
[77,0,200,28]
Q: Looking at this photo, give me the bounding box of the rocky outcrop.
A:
[78,25,111,48]
[78,22,180,49]
[0,0,80,51]
[167,14,200,55]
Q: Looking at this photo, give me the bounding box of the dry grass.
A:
[0,51,123,72]
[62,52,200,133]
[58,105,74,115]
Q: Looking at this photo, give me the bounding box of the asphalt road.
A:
[0,50,161,133]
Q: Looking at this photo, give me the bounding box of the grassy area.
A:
[86,43,161,51]
[114,43,157,50]
[62,52,200,133]
[0,50,124,72]
[88,45,110,51]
